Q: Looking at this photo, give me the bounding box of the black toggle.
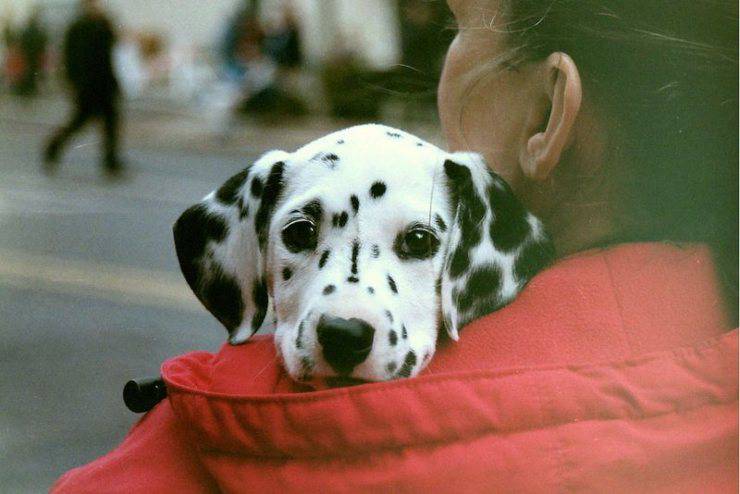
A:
[123,377,167,413]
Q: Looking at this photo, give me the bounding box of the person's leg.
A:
[101,94,122,174]
[44,95,91,170]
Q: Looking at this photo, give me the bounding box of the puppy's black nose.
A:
[317,315,374,374]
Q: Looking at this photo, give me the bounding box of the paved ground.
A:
[0,94,443,492]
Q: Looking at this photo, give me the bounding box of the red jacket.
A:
[52,243,738,493]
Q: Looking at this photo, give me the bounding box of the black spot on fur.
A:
[371,244,380,258]
[385,310,394,323]
[367,286,375,295]
[370,181,387,198]
[299,356,313,381]
[347,276,359,283]
[174,205,236,331]
[173,204,229,278]
[350,240,360,275]
[250,176,263,197]
[434,214,447,232]
[338,211,348,227]
[448,246,471,279]
[319,249,330,269]
[314,152,340,169]
[386,361,398,373]
[457,266,503,314]
[416,142,423,147]
[295,320,305,349]
[337,139,345,144]
[387,275,398,294]
[389,330,398,346]
[401,324,408,339]
[301,199,323,223]
[323,284,336,295]
[237,197,249,220]
[487,181,530,253]
[282,267,292,281]
[350,195,360,214]
[456,188,486,244]
[331,211,348,228]
[216,168,249,205]
[251,278,268,332]
[444,160,486,277]
[386,131,402,138]
[397,351,417,378]
[514,238,555,283]
[254,162,285,250]
[199,273,244,333]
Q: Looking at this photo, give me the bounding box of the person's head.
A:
[29,6,42,23]
[438,0,738,310]
[80,0,101,16]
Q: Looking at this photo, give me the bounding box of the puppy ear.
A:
[440,152,555,340]
[173,150,291,344]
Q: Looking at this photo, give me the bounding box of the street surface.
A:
[0,95,443,491]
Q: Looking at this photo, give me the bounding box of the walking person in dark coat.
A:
[17,8,47,97]
[44,0,122,175]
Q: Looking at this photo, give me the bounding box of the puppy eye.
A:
[282,219,318,252]
[401,228,439,259]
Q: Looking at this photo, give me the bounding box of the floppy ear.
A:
[440,152,555,340]
[173,150,291,344]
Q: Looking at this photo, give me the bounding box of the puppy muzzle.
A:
[316,315,375,375]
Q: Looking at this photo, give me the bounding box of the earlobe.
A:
[521,52,582,181]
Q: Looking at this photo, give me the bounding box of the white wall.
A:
[105,0,243,50]
[336,0,400,69]
[291,0,400,69]
[4,0,401,69]
[2,0,36,22]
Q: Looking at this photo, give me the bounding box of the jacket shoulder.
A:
[51,401,216,493]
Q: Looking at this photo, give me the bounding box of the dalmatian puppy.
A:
[173,124,553,384]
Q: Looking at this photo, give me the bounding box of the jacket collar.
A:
[161,242,733,457]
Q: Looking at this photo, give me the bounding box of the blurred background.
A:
[0,0,453,490]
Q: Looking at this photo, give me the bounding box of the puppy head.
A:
[173,125,553,384]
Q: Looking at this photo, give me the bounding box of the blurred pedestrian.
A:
[263,3,302,71]
[1,13,14,48]
[44,0,122,176]
[17,7,47,96]
[237,2,307,119]
[220,4,263,85]
[2,13,24,92]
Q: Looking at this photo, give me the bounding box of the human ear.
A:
[520,52,582,181]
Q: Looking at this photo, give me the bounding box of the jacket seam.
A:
[162,332,734,404]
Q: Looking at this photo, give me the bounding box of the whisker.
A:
[247,352,281,384]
